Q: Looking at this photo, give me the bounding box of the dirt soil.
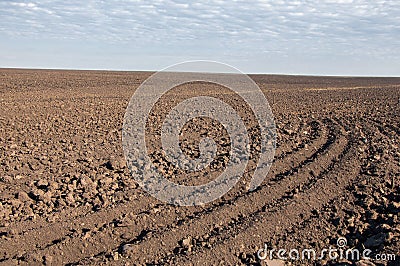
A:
[0,69,399,265]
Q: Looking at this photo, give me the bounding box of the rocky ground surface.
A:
[0,69,399,265]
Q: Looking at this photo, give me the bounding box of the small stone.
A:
[65,193,75,204]
[17,191,32,202]
[120,244,135,255]
[36,179,49,189]
[101,177,113,186]
[380,223,391,231]
[49,181,59,190]
[373,154,381,160]
[30,189,44,201]
[105,156,126,171]
[43,255,53,265]
[10,144,18,149]
[47,215,57,223]
[369,210,379,220]
[7,229,17,236]
[181,236,192,247]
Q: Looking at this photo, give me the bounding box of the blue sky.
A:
[1,0,399,75]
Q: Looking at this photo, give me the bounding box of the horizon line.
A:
[1,67,400,78]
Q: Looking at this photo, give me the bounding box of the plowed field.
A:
[0,69,399,265]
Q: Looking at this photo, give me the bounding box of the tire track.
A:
[0,121,329,264]
[0,119,320,234]
[70,119,346,265]
[167,125,360,265]
[0,122,313,239]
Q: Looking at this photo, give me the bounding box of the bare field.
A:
[0,69,399,265]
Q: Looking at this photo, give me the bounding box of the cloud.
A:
[0,0,399,73]
[10,2,37,8]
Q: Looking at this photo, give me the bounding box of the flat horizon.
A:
[2,67,400,78]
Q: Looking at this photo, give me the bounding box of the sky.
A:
[0,0,399,76]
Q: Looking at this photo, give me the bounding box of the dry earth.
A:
[0,69,399,265]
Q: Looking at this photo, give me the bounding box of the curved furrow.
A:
[69,119,348,265]
[364,117,400,141]
[0,120,317,236]
[0,121,330,264]
[264,117,399,266]
[165,121,361,265]
[274,120,321,161]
